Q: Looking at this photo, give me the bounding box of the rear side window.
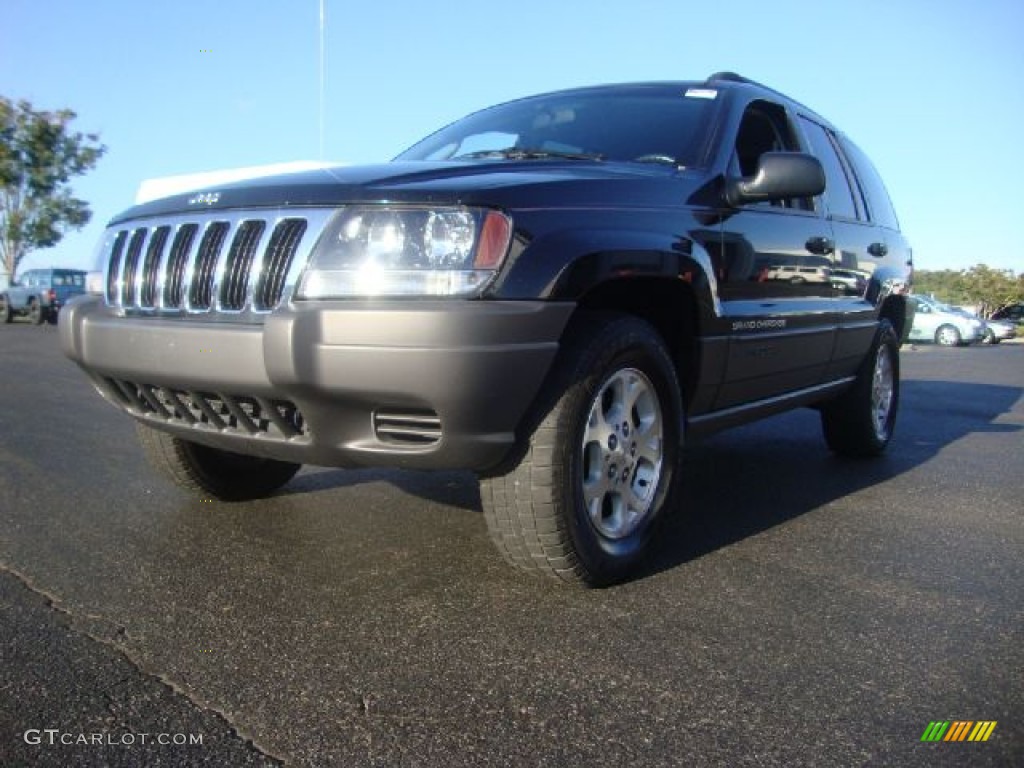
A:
[799,117,858,220]
[54,271,85,287]
[838,136,900,230]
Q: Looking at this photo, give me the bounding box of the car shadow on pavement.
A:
[284,465,482,512]
[638,379,1022,582]
[228,379,1020,586]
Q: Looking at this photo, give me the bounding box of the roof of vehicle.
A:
[18,267,87,277]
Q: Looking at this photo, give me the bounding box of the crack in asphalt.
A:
[1,561,289,766]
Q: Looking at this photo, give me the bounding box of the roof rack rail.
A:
[706,71,751,84]
[705,71,815,114]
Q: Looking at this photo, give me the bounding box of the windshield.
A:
[394,86,717,168]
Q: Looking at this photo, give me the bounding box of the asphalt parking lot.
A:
[1,323,1021,767]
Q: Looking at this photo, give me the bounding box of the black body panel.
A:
[71,74,912,471]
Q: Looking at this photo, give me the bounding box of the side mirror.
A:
[725,152,825,207]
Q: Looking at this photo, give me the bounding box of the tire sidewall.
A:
[557,320,682,580]
[872,324,900,448]
[28,299,43,325]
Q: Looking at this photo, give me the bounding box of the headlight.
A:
[297,206,512,298]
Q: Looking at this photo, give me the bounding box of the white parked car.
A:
[908,296,984,346]
[766,264,832,284]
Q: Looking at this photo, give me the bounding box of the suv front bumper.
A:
[61,296,573,471]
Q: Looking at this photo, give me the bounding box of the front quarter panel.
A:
[490,210,720,320]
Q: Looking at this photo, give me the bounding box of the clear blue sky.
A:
[3,0,1022,275]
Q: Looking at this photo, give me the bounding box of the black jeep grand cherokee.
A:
[62,72,913,585]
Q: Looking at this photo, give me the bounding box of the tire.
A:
[821,319,899,458]
[934,324,961,346]
[136,421,301,501]
[28,298,45,325]
[981,328,998,345]
[0,295,11,323]
[479,313,683,586]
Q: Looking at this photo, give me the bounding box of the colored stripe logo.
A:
[921,721,997,742]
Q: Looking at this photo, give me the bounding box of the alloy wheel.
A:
[580,367,664,540]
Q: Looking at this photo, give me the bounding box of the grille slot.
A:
[105,231,128,303]
[139,226,171,308]
[120,228,148,306]
[373,410,442,445]
[101,378,308,441]
[255,218,307,310]
[219,220,266,310]
[163,223,199,308]
[100,209,329,321]
[188,221,230,310]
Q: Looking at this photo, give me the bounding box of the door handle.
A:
[868,242,888,257]
[805,236,835,255]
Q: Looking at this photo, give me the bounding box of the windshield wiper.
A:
[631,153,680,166]
[452,148,604,161]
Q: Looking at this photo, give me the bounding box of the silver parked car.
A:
[950,305,1017,344]
[908,296,984,346]
[980,316,1018,344]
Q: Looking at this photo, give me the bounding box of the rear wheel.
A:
[28,298,45,325]
[136,422,301,500]
[935,324,961,346]
[821,319,899,457]
[479,313,682,586]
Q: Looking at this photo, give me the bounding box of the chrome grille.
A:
[100,208,334,322]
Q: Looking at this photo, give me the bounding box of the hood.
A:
[111,161,700,224]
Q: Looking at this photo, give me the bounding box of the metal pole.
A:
[319,0,326,160]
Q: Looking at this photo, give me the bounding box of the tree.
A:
[913,264,1024,318]
[0,97,106,278]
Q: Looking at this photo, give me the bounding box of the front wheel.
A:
[935,324,961,346]
[136,422,301,501]
[821,319,900,457]
[0,296,12,323]
[479,313,683,586]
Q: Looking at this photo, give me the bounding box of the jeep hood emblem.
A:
[188,192,221,206]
